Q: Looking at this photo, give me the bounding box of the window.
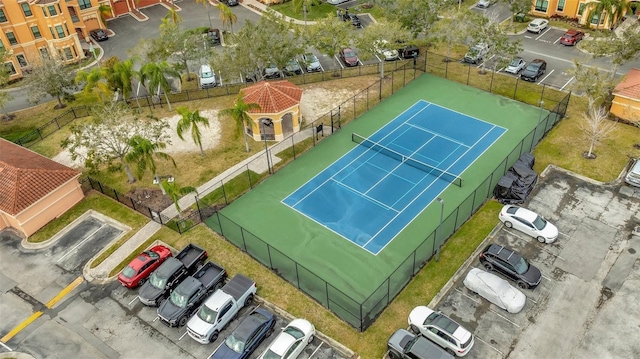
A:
[557,0,565,11]
[31,26,42,39]
[16,54,28,67]
[49,26,55,38]
[48,5,57,16]
[39,47,49,59]
[534,0,548,12]
[591,13,606,24]
[63,47,73,60]
[578,3,586,16]
[55,25,65,38]
[0,9,6,22]
[42,7,47,17]
[20,3,33,17]
[6,32,17,45]
[79,0,92,10]
[4,62,17,75]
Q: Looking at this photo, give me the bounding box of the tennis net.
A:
[352,133,462,187]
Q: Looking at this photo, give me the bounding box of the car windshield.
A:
[305,54,317,62]
[146,251,160,260]
[509,59,521,67]
[532,215,547,230]
[514,257,530,274]
[121,266,136,279]
[201,71,214,78]
[197,304,218,324]
[345,50,356,57]
[149,272,166,289]
[224,333,246,353]
[170,289,188,308]
[283,325,305,339]
[262,349,282,359]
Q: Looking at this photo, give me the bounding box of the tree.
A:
[256,10,305,78]
[176,107,210,156]
[0,49,14,120]
[219,94,261,152]
[504,0,533,27]
[216,3,238,34]
[292,0,322,25]
[354,19,412,77]
[75,66,111,102]
[467,11,522,74]
[580,106,617,159]
[161,180,197,220]
[125,135,176,193]
[307,14,352,69]
[590,23,640,80]
[379,0,447,38]
[195,0,213,29]
[61,102,171,183]
[140,61,181,111]
[428,9,473,62]
[567,60,615,112]
[98,4,112,28]
[104,58,137,100]
[585,0,631,30]
[157,18,207,81]
[25,56,76,109]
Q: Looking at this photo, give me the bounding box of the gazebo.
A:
[241,80,303,141]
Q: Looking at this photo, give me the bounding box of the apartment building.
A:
[0,0,109,80]
[531,0,639,29]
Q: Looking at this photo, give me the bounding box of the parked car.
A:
[463,268,526,313]
[479,244,542,289]
[559,29,585,45]
[118,245,172,289]
[527,18,549,33]
[504,57,526,74]
[520,58,546,82]
[258,318,315,359]
[625,159,640,187]
[346,14,362,28]
[408,306,474,356]
[463,43,489,64]
[207,28,221,45]
[339,47,360,67]
[198,64,217,89]
[90,29,108,42]
[328,0,349,4]
[209,307,276,359]
[187,274,258,344]
[225,0,239,6]
[301,53,322,72]
[284,60,303,76]
[264,64,281,79]
[398,44,420,59]
[387,329,454,359]
[499,205,558,243]
[375,40,399,61]
[138,244,207,306]
[477,0,494,8]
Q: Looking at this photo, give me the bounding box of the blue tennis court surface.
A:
[282,100,506,255]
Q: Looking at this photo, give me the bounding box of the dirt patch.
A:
[126,188,174,213]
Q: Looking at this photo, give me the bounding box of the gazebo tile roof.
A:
[242,80,303,113]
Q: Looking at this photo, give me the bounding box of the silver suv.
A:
[408,306,474,357]
[463,43,489,64]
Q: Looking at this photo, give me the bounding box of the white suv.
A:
[198,65,217,89]
[408,306,474,357]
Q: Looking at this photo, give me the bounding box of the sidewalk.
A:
[240,0,317,25]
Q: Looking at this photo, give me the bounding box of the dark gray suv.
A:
[388,329,454,359]
[520,59,547,82]
[479,243,542,289]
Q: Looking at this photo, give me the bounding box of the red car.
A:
[559,29,584,46]
[118,245,172,288]
[339,47,360,67]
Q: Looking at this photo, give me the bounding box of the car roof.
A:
[267,331,297,356]
[233,308,273,341]
[532,18,546,24]
[565,29,582,35]
[155,257,181,277]
[128,252,152,270]
[486,244,521,264]
[510,206,538,222]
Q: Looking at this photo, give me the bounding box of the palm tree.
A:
[125,135,176,193]
[176,107,210,156]
[219,94,260,152]
[98,4,112,28]
[586,0,632,30]
[140,61,181,111]
[216,3,237,34]
[75,66,111,102]
[104,58,136,102]
[196,0,213,29]
[161,180,197,221]
[164,7,182,27]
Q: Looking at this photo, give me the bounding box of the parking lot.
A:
[428,167,640,358]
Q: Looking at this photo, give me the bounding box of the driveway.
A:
[429,165,640,358]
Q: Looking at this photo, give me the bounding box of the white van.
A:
[198,65,217,89]
[625,159,640,187]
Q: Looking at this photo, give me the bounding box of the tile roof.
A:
[613,68,640,100]
[0,138,80,215]
[241,80,303,114]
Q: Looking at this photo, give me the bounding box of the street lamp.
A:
[435,197,444,262]
[261,119,273,174]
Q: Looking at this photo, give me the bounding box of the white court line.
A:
[474,335,505,355]
[561,76,575,91]
[309,341,324,358]
[178,331,188,341]
[128,296,140,306]
[56,223,107,263]
[0,341,13,351]
[539,69,554,84]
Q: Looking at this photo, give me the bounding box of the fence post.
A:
[221,180,228,204]
[379,78,382,101]
[71,107,77,118]
[130,197,136,211]
[466,64,471,86]
[539,83,546,104]
[490,70,495,93]
[113,189,119,202]
[55,118,60,129]
[391,71,394,95]
[424,51,428,72]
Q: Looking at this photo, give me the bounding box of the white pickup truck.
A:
[186,274,257,344]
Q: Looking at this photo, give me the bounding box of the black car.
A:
[209,307,276,359]
[387,329,454,359]
[398,45,419,59]
[89,29,108,42]
[207,28,220,45]
[347,14,362,28]
[520,59,546,82]
[479,244,542,289]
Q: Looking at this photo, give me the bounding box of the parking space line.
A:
[541,274,553,281]
[45,276,84,309]
[1,311,43,343]
[490,309,520,327]
[553,37,561,44]
[0,340,12,351]
[178,331,188,341]
[474,335,505,355]
[56,223,107,263]
[526,296,538,304]
[560,76,574,91]
[539,69,554,84]
[309,341,323,358]
[455,288,481,304]
[129,296,139,306]
[535,29,549,40]
[152,317,159,323]
[335,55,344,69]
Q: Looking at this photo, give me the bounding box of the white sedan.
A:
[463,267,526,313]
[258,318,315,359]
[499,205,558,243]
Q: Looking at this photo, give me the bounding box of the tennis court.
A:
[283,100,505,254]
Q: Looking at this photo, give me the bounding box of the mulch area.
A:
[126,188,174,213]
